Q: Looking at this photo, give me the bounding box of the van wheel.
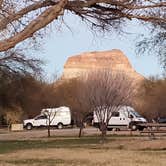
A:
[138,127,144,131]
[107,128,113,131]
[112,128,120,131]
[26,123,33,130]
[57,123,63,129]
[131,124,137,131]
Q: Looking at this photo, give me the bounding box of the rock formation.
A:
[62,49,144,83]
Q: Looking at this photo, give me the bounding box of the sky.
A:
[37,14,163,79]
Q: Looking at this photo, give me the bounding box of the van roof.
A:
[41,106,70,113]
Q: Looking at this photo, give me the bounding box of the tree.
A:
[42,109,57,137]
[135,77,166,121]
[136,24,166,70]
[0,49,43,75]
[0,0,165,52]
[0,72,42,119]
[54,78,91,137]
[0,69,59,123]
[73,79,92,137]
[79,70,134,140]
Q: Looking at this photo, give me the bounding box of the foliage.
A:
[136,77,166,121]
[54,79,90,125]
[0,70,59,123]
[4,106,23,124]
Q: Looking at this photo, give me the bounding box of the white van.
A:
[93,106,147,131]
[23,106,71,130]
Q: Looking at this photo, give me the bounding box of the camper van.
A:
[93,106,147,131]
[23,106,71,130]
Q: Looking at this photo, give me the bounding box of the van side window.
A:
[112,112,119,117]
[36,115,47,120]
[129,114,134,119]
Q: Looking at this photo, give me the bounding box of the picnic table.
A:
[139,123,166,138]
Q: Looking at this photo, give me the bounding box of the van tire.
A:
[57,123,63,129]
[107,128,113,131]
[131,124,137,131]
[138,126,144,131]
[26,123,33,130]
[112,128,120,131]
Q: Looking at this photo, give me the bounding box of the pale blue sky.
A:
[37,14,163,79]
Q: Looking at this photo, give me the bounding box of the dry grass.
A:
[0,137,166,166]
[0,148,165,166]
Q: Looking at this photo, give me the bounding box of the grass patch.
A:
[2,159,92,166]
[48,133,142,139]
[4,159,65,165]
[0,137,106,154]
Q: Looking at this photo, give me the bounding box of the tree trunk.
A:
[78,122,84,138]
[100,123,107,143]
[47,123,51,137]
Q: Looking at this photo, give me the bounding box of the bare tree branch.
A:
[0,0,67,51]
[0,49,43,74]
[0,1,55,30]
[77,69,134,139]
[0,0,165,52]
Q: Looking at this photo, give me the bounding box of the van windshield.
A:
[130,110,142,118]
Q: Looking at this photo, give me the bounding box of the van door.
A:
[108,111,129,126]
[108,112,120,126]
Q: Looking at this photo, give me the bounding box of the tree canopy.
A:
[0,0,165,70]
[136,76,166,120]
[0,0,165,50]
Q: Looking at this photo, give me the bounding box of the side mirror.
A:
[129,114,133,119]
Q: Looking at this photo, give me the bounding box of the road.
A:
[0,127,141,140]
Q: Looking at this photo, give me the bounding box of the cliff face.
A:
[62,49,144,83]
